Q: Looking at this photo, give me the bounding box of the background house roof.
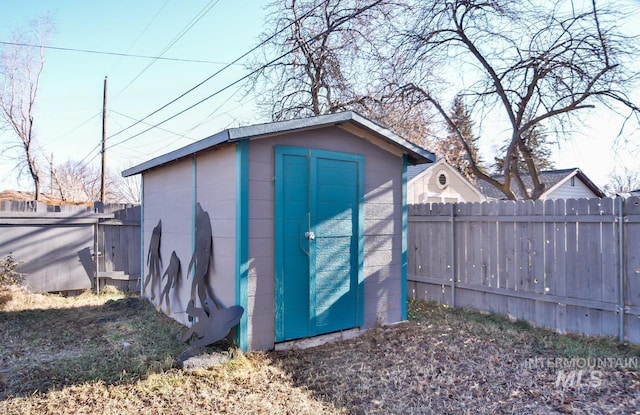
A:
[477,168,606,199]
[407,159,486,202]
[406,163,432,181]
[122,111,435,177]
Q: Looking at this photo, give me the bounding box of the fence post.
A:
[617,196,625,343]
[94,222,100,294]
[450,203,456,308]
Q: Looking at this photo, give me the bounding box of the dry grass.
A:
[1,287,638,414]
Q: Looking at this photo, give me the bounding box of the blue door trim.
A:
[357,154,365,327]
[139,175,145,298]
[401,154,408,320]
[309,151,318,337]
[235,140,249,351]
[191,156,197,272]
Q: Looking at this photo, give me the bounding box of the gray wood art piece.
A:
[179,298,244,348]
[188,203,214,307]
[145,220,162,300]
[159,251,181,315]
[178,202,244,347]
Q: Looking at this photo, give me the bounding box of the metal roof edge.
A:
[226,111,434,163]
[226,111,356,141]
[122,111,435,177]
[122,130,231,177]
[348,111,435,164]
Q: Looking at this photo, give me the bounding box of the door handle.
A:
[305,231,315,240]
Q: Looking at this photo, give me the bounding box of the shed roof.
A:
[477,168,605,199]
[122,111,435,177]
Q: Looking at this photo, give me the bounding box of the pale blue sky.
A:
[0,0,269,189]
[0,0,639,192]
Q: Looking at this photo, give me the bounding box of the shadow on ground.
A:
[0,296,185,400]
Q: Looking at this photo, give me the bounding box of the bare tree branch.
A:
[0,15,53,200]
[394,0,639,199]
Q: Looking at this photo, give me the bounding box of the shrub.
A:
[0,253,23,288]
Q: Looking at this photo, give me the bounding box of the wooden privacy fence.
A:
[407,197,640,344]
[0,201,140,293]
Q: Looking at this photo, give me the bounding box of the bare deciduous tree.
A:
[50,160,140,204]
[110,173,141,204]
[250,0,400,121]
[50,160,101,202]
[603,166,640,196]
[393,0,640,199]
[0,16,52,200]
[494,122,556,174]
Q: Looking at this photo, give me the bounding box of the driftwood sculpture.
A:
[159,251,181,315]
[145,220,163,300]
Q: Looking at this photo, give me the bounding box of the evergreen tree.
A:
[437,95,482,182]
[494,123,555,173]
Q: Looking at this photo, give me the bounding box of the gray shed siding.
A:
[141,147,237,325]
[194,146,237,311]
[142,161,194,325]
[246,127,403,350]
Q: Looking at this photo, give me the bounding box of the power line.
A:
[113,0,223,98]
[0,40,232,64]
[77,143,102,167]
[47,111,102,145]
[110,109,195,141]
[180,83,246,137]
[75,108,196,167]
[105,54,281,150]
[106,0,172,75]
[105,0,329,142]
[105,0,384,151]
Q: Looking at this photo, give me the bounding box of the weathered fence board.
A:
[408,196,640,344]
[625,198,640,342]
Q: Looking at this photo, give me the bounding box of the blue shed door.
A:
[275,146,364,342]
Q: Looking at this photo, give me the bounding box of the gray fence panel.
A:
[408,196,640,344]
[0,202,141,293]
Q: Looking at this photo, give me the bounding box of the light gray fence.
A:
[0,200,140,293]
[408,197,640,344]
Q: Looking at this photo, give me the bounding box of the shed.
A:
[122,111,435,351]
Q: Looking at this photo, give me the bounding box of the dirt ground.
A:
[1,288,638,414]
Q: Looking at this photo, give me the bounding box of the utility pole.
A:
[100,76,107,203]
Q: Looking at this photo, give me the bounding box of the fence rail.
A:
[408,197,640,344]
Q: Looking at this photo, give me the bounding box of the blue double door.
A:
[275,146,364,342]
